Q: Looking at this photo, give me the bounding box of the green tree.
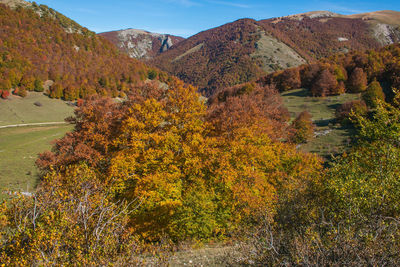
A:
[362,79,385,108]
[34,78,44,92]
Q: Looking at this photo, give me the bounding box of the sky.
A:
[35,0,400,37]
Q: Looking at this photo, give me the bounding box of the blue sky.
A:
[35,0,400,37]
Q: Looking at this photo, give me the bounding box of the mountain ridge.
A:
[146,10,400,95]
[98,28,184,59]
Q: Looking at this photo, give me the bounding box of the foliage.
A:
[290,111,315,144]
[33,78,44,92]
[257,43,400,100]
[0,3,163,100]
[354,96,400,145]
[152,14,385,96]
[348,67,368,93]
[0,90,9,99]
[222,96,400,266]
[0,164,169,266]
[35,80,321,241]
[208,83,290,140]
[335,100,367,125]
[363,79,385,108]
[311,68,339,96]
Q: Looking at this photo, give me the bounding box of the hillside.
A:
[150,10,400,96]
[0,1,166,101]
[151,18,268,96]
[99,29,184,59]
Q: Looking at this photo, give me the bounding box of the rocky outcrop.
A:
[99,29,184,59]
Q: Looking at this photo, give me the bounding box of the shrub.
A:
[335,100,367,125]
[362,79,385,108]
[147,69,158,80]
[348,67,368,93]
[33,78,44,92]
[1,90,10,99]
[290,111,315,143]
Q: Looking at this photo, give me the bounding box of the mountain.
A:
[149,10,400,96]
[1,0,94,35]
[99,29,184,59]
[0,0,166,100]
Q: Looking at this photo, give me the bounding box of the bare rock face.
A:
[99,29,184,59]
[0,0,30,8]
[371,23,400,45]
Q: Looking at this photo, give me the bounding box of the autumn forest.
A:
[1,1,400,266]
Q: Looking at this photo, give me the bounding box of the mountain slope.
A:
[151,19,270,96]
[150,10,400,96]
[0,2,163,100]
[99,29,184,59]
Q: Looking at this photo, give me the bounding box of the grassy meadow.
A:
[0,92,74,126]
[0,93,74,198]
[281,88,360,158]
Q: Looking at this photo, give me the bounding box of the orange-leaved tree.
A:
[36,79,322,241]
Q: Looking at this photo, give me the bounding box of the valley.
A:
[1,0,400,265]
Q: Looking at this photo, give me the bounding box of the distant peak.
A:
[282,11,341,20]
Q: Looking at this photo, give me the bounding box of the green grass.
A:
[0,92,75,198]
[0,92,74,126]
[0,125,73,199]
[281,88,360,158]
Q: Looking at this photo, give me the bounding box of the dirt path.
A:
[0,122,68,129]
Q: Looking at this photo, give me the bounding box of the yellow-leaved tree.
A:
[33,78,322,242]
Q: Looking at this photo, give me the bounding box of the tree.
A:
[147,69,157,80]
[37,80,322,241]
[348,67,368,93]
[14,86,27,97]
[34,78,44,92]
[290,111,315,143]
[277,68,301,91]
[311,69,338,96]
[362,79,385,108]
[335,100,367,125]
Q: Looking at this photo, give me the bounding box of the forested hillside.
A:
[0,3,164,100]
[151,11,400,96]
[2,1,400,265]
[256,43,400,98]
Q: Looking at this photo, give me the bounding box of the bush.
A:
[13,86,27,97]
[147,69,158,80]
[335,100,367,125]
[290,111,315,143]
[363,79,385,108]
[1,90,10,99]
[0,164,171,265]
[33,78,44,92]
